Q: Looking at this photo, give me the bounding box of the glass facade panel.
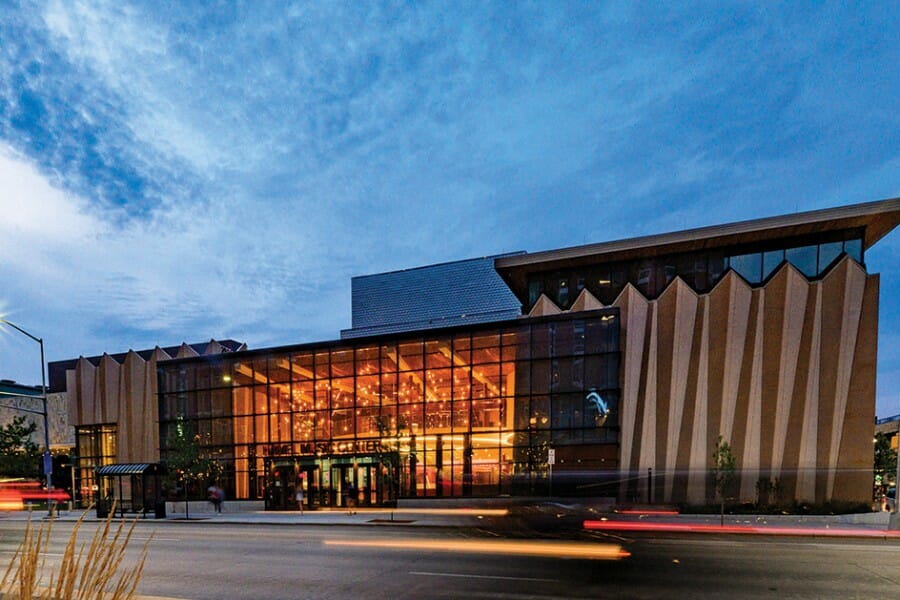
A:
[75,424,117,506]
[292,412,313,442]
[557,279,569,307]
[233,362,254,387]
[818,241,843,274]
[425,340,451,370]
[356,346,379,375]
[330,349,353,378]
[210,388,230,418]
[786,245,818,277]
[380,344,398,372]
[269,384,290,414]
[729,253,762,284]
[157,310,620,505]
[398,341,423,371]
[520,229,865,312]
[500,332,518,362]
[356,375,379,408]
[528,280,543,306]
[471,333,500,364]
[268,357,291,384]
[314,351,329,379]
[291,380,314,412]
[763,249,784,280]
[292,353,314,380]
[844,237,862,262]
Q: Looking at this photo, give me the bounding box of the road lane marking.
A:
[410,571,559,582]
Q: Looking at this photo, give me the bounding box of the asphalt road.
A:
[1,520,898,599]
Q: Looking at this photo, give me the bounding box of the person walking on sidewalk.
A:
[295,485,304,514]
[346,480,357,515]
[208,486,224,513]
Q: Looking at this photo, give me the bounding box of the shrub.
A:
[0,506,150,599]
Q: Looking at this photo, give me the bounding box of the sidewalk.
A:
[4,503,899,537]
[1,505,504,529]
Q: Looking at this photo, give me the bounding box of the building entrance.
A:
[330,462,381,508]
[264,453,397,510]
[266,458,320,511]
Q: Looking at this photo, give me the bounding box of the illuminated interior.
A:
[157,311,620,507]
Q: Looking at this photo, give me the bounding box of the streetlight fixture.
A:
[0,318,53,517]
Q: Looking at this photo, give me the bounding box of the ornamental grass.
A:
[0,505,151,599]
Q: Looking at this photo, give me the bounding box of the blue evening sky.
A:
[0,2,897,417]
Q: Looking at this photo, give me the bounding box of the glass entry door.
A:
[266,455,386,510]
[266,459,319,511]
[297,465,318,510]
[329,460,379,508]
[266,460,295,510]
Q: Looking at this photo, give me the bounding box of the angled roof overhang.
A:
[95,463,166,476]
[495,197,900,301]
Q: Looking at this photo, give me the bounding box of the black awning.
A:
[95,463,166,476]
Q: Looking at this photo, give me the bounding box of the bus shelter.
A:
[94,463,167,518]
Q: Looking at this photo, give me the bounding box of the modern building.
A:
[49,198,900,511]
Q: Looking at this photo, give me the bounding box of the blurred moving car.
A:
[0,480,70,510]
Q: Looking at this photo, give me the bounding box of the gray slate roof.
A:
[341,253,524,339]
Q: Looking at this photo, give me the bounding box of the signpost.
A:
[548,448,555,498]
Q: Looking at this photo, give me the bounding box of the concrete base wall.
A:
[165,500,264,514]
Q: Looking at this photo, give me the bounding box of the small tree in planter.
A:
[712,435,737,526]
[162,418,220,519]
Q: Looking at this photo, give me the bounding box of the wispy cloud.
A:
[0,1,897,413]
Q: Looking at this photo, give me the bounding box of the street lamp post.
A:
[0,319,53,517]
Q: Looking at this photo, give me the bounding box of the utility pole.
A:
[1,319,53,518]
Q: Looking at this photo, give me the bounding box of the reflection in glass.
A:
[818,241,843,274]
[729,253,762,284]
[844,238,862,262]
[763,250,784,280]
[786,245,817,277]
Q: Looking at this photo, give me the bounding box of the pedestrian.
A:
[346,480,356,515]
[208,485,224,513]
[295,484,304,514]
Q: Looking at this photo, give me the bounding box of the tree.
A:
[0,416,41,479]
[712,435,737,526]
[162,418,221,519]
[873,432,897,494]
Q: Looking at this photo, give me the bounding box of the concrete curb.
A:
[4,507,897,534]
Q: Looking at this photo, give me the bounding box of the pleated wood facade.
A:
[65,341,235,464]
[530,256,877,505]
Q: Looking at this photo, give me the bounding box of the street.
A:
[0,519,898,599]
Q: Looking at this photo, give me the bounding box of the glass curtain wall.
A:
[526,233,864,309]
[74,424,117,507]
[158,310,620,505]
